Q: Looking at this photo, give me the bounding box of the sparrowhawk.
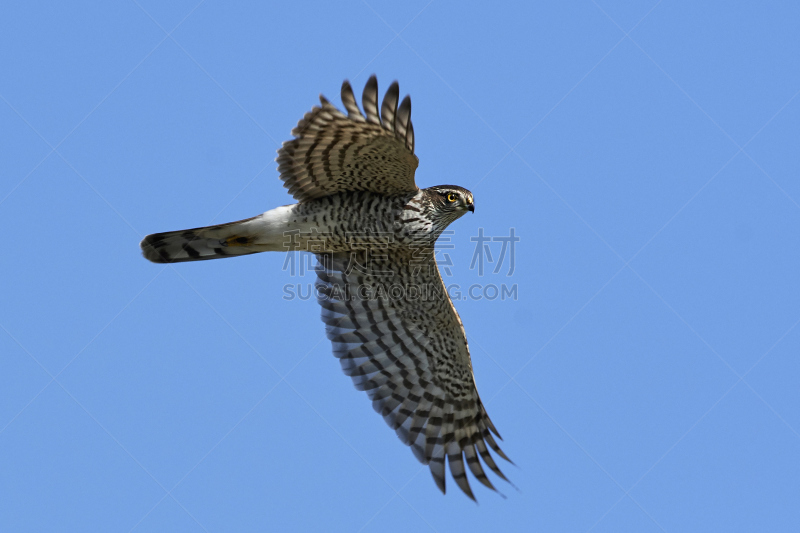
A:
[140,76,512,499]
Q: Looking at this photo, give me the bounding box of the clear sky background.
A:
[2,1,799,532]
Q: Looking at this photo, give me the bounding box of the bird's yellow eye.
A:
[446,192,458,203]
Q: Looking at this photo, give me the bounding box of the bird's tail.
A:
[140,215,268,263]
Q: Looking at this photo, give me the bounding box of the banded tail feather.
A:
[141,205,315,263]
[140,216,265,263]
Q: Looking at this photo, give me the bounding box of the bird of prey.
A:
[140,76,512,499]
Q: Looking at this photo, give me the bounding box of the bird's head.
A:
[425,185,475,225]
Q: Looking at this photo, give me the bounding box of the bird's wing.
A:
[315,249,512,500]
[277,75,419,203]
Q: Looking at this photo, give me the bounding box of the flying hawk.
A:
[141,76,512,499]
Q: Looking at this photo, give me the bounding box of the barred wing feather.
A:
[315,251,512,499]
[277,75,419,203]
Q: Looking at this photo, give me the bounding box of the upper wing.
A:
[277,75,419,203]
[315,249,512,500]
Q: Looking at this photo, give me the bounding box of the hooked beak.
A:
[467,202,475,213]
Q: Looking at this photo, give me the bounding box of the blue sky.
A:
[2,1,799,531]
